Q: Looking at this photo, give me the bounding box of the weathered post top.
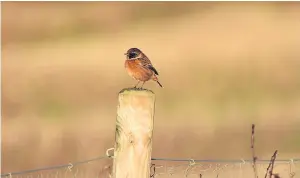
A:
[113,88,155,178]
[119,87,155,94]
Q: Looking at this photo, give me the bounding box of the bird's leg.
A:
[134,81,140,88]
[140,82,146,89]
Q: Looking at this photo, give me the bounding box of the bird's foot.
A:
[131,86,144,90]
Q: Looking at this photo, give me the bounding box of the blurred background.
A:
[2,1,300,174]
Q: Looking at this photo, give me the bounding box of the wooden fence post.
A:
[112,88,155,178]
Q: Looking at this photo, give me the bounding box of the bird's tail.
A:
[153,75,163,88]
[156,81,163,88]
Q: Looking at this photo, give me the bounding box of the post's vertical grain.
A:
[112,88,155,178]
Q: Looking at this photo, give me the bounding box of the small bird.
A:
[124,48,163,89]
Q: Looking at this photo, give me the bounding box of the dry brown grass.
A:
[2,2,300,175]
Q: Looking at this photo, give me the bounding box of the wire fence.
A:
[1,153,299,178]
[1,155,111,178]
[151,158,300,178]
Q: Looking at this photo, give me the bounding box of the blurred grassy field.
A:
[2,2,300,175]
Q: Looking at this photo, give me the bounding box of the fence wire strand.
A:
[1,154,299,178]
[1,156,108,177]
[150,159,300,178]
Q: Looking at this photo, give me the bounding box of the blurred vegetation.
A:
[2,2,208,44]
[2,1,300,173]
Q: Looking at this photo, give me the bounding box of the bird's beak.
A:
[124,53,128,55]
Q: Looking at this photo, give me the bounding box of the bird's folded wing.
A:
[136,58,159,75]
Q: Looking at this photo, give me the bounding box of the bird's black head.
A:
[125,48,142,59]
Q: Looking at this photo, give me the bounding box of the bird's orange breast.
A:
[125,59,153,82]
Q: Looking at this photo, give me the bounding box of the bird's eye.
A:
[128,52,137,59]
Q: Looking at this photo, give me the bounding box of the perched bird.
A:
[124,48,163,89]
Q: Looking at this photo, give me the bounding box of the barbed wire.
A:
[0,156,109,177]
[1,151,299,178]
[152,158,300,163]
[0,147,115,178]
[150,159,300,178]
